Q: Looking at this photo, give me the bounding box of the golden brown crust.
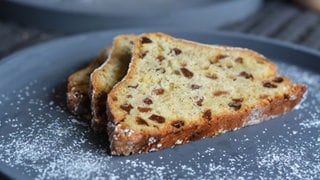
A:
[90,35,136,132]
[67,47,110,120]
[108,85,306,155]
[107,32,307,156]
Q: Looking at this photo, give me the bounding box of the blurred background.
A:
[0,0,320,59]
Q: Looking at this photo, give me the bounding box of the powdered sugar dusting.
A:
[0,60,319,179]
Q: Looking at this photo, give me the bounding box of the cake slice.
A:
[67,47,110,120]
[90,35,136,132]
[107,33,307,155]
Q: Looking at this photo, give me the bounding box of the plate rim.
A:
[1,28,320,65]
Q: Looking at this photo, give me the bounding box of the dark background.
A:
[0,0,320,60]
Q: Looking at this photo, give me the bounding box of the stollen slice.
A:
[107,32,307,155]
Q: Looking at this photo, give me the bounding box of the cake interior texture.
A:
[107,33,306,155]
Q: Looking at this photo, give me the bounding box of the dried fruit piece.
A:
[206,73,218,80]
[139,51,149,58]
[143,98,153,105]
[153,88,165,95]
[111,96,118,101]
[120,104,133,113]
[189,133,199,141]
[235,57,243,64]
[157,55,165,62]
[209,54,228,64]
[141,37,152,44]
[228,102,241,110]
[149,114,165,123]
[138,107,152,112]
[263,81,277,88]
[232,98,244,102]
[284,94,290,100]
[216,54,228,60]
[196,98,204,106]
[171,120,185,128]
[172,48,182,55]
[202,109,212,121]
[213,90,229,96]
[136,117,149,126]
[156,68,166,73]
[128,84,138,88]
[180,68,194,78]
[239,71,254,79]
[272,77,284,83]
[191,84,201,90]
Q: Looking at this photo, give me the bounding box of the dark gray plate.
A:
[0,29,319,179]
[0,0,262,33]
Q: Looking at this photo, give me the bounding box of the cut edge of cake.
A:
[67,47,110,120]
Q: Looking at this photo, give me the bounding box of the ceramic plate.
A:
[0,29,319,179]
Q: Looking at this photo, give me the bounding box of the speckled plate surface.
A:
[0,29,319,179]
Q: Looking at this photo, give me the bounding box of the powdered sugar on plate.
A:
[0,60,319,179]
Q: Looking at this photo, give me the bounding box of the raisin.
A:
[120,104,133,113]
[189,133,199,141]
[126,95,132,98]
[272,77,284,83]
[153,88,164,95]
[138,107,152,112]
[157,55,165,62]
[171,120,185,128]
[213,91,229,96]
[263,81,277,88]
[128,84,138,88]
[180,68,194,78]
[141,37,152,44]
[196,98,204,106]
[139,51,148,58]
[284,94,290,100]
[216,54,228,60]
[235,57,243,64]
[111,96,118,101]
[172,48,182,55]
[149,114,165,123]
[209,55,228,64]
[203,109,212,121]
[232,98,243,102]
[136,117,149,126]
[156,68,166,73]
[239,71,253,79]
[143,98,153,105]
[228,102,241,110]
[191,84,201,90]
[206,73,218,80]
